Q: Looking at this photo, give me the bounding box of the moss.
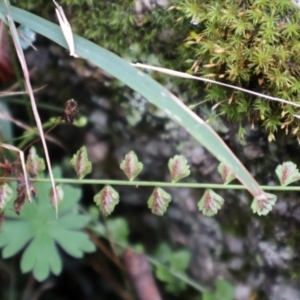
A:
[176,0,300,140]
[14,0,300,139]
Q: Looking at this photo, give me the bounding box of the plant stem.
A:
[2,177,300,191]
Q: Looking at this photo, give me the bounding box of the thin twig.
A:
[132,62,300,108]
[85,229,125,271]
[0,84,47,97]
[3,0,58,216]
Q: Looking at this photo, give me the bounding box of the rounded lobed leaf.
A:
[251,192,277,216]
[0,167,95,282]
[52,228,95,258]
[147,188,172,216]
[70,146,92,179]
[93,185,120,217]
[275,161,300,186]
[168,155,190,183]
[198,189,224,217]
[21,234,61,281]
[120,151,143,181]
[1,221,33,258]
[56,214,91,230]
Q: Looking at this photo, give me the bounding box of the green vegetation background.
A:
[14,0,300,141]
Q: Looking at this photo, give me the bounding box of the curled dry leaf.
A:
[120,151,143,181]
[0,21,14,83]
[26,146,45,177]
[168,155,190,183]
[62,99,79,124]
[0,183,13,210]
[147,188,171,216]
[0,157,36,214]
[93,185,119,217]
[14,177,37,215]
[198,189,224,217]
[70,146,92,179]
[49,185,64,208]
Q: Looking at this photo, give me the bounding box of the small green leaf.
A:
[73,116,87,127]
[120,151,143,181]
[0,183,13,210]
[26,146,45,176]
[0,167,95,281]
[94,185,119,216]
[217,163,236,184]
[169,250,191,271]
[198,189,224,217]
[154,247,191,295]
[168,155,190,183]
[107,218,129,246]
[155,265,174,285]
[154,243,172,263]
[70,146,92,179]
[147,188,172,216]
[251,193,277,216]
[275,162,300,186]
[156,266,187,294]
[215,280,235,300]
[202,292,216,300]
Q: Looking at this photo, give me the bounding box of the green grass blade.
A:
[0,5,266,199]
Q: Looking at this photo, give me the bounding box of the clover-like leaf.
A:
[0,183,13,210]
[251,193,277,216]
[94,185,119,217]
[70,146,92,179]
[198,189,224,217]
[120,151,143,181]
[148,188,171,216]
[0,166,95,281]
[275,162,300,186]
[168,155,190,183]
[26,146,45,176]
[217,163,236,184]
